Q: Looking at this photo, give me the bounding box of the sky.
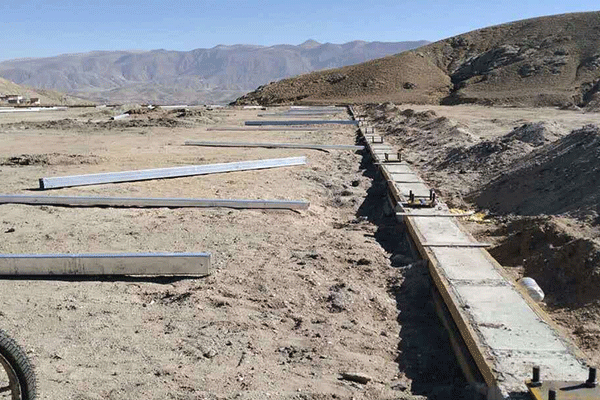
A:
[0,0,598,61]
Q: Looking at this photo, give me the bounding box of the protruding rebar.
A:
[586,367,597,387]
[530,366,541,387]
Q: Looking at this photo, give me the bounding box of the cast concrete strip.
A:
[184,140,363,151]
[349,106,588,399]
[421,242,492,248]
[396,212,475,217]
[245,120,359,126]
[0,252,211,276]
[0,195,309,210]
[39,157,307,189]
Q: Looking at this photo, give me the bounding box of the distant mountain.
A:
[235,12,600,109]
[0,40,429,105]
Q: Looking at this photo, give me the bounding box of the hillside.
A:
[0,77,90,106]
[235,12,600,108]
[0,40,428,105]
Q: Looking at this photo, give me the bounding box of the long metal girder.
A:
[39,157,307,189]
[0,194,310,210]
[0,253,211,276]
[207,127,330,132]
[244,120,358,126]
[184,140,363,151]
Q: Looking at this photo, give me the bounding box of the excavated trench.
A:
[360,102,600,368]
[355,144,484,399]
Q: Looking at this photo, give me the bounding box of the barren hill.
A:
[0,40,427,105]
[0,77,90,106]
[235,12,600,108]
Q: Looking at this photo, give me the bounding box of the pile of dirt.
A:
[490,216,600,306]
[488,216,600,361]
[235,12,600,108]
[0,153,101,166]
[437,122,563,175]
[474,125,600,222]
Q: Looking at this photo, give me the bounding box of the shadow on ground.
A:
[355,141,483,399]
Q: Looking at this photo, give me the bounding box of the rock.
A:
[391,253,414,267]
[340,372,372,384]
[203,349,218,359]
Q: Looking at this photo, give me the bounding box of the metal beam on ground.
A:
[184,140,363,151]
[39,157,307,189]
[0,252,211,276]
[245,120,358,126]
[0,195,309,210]
[258,111,341,116]
[206,127,330,132]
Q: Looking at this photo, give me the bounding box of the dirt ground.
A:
[0,106,475,399]
[359,103,600,366]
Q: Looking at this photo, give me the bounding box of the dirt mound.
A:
[235,12,600,108]
[365,105,475,166]
[438,122,563,173]
[0,153,101,166]
[489,215,600,359]
[474,125,600,221]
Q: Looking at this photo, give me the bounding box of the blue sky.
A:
[0,0,598,61]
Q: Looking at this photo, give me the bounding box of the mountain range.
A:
[235,12,600,109]
[0,40,428,105]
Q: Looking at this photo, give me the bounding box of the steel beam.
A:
[207,127,329,132]
[39,157,307,189]
[184,140,363,151]
[0,194,309,210]
[245,120,358,126]
[0,253,211,276]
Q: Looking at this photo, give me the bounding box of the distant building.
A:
[7,95,23,104]
[0,95,41,105]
